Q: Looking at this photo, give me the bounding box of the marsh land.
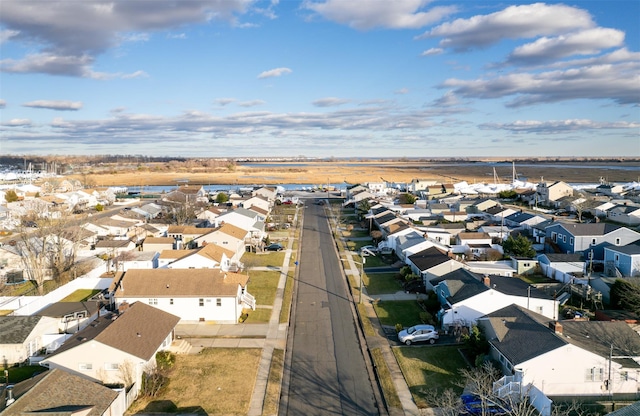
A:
[67,159,640,187]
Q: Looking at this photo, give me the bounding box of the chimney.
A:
[549,321,563,335]
[483,275,490,287]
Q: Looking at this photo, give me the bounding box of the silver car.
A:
[398,324,439,345]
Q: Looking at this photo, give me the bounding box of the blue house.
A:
[544,223,640,260]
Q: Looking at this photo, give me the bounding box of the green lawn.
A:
[365,272,403,295]
[342,230,369,238]
[393,345,467,408]
[247,270,281,306]
[243,307,272,323]
[59,289,101,302]
[373,300,423,327]
[243,251,286,268]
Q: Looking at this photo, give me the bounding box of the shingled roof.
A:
[0,316,44,344]
[0,368,119,415]
[113,268,249,297]
[47,301,179,361]
[408,246,452,271]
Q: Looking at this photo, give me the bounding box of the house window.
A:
[562,235,566,243]
[620,371,629,381]
[79,363,93,370]
[216,298,222,307]
[536,306,543,314]
[551,232,557,243]
[199,298,204,307]
[615,254,619,263]
[570,237,574,245]
[586,367,604,381]
[148,298,158,305]
[616,238,621,245]
[104,363,119,371]
[169,298,174,305]
[523,263,530,267]
[591,238,597,246]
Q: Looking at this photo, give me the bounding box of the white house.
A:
[406,246,464,288]
[41,302,180,388]
[142,236,175,252]
[37,301,101,335]
[0,315,59,365]
[480,305,640,398]
[241,195,271,213]
[537,253,586,283]
[604,243,640,277]
[191,222,249,261]
[110,268,255,323]
[163,243,236,271]
[430,270,556,332]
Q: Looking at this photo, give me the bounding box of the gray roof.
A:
[47,301,179,361]
[408,246,451,271]
[561,320,640,367]
[0,316,43,344]
[37,301,100,318]
[607,242,640,255]
[482,304,567,365]
[555,222,622,236]
[0,368,119,415]
[430,269,489,304]
[539,253,584,263]
[607,401,640,415]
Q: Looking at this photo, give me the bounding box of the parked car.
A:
[397,324,439,345]
[265,243,284,251]
[403,279,427,294]
[459,394,511,415]
[360,245,378,256]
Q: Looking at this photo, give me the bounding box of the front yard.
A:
[365,272,402,295]
[373,300,423,328]
[393,345,467,408]
[127,348,262,415]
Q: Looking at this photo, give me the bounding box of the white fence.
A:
[5,265,112,316]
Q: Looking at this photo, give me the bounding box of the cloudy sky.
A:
[1,0,638,158]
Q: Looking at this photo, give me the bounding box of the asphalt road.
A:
[281,200,379,416]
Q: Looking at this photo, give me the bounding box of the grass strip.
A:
[370,348,402,410]
[357,303,375,337]
[262,348,285,415]
[59,289,101,302]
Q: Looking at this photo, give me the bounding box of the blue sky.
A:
[1,0,638,158]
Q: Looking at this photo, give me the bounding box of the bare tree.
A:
[118,359,136,388]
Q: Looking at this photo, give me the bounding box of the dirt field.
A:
[68,160,640,187]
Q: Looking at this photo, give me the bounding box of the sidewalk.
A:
[343,252,422,416]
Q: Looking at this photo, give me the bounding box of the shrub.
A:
[156,351,175,371]
[395,323,403,333]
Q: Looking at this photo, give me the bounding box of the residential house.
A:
[241,195,271,213]
[167,225,215,248]
[407,179,439,193]
[0,368,125,416]
[37,301,101,335]
[469,198,500,214]
[536,180,574,206]
[252,186,277,202]
[91,218,137,239]
[604,242,640,277]
[479,304,640,399]
[442,210,468,222]
[110,268,254,323]
[157,249,192,268]
[191,222,249,260]
[406,246,463,288]
[608,204,640,226]
[485,205,518,222]
[163,243,236,271]
[117,250,158,271]
[0,315,59,365]
[455,232,498,259]
[142,236,175,252]
[94,239,136,256]
[544,223,640,260]
[464,261,516,277]
[196,206,225,226]
[504,211,548,231]
[165,185,207,204]
[592,201,616,218]
[431,270,556,331]
[41,301,180,387]
[595,183,625,196]
[537,253,586,283]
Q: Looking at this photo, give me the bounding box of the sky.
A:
[0,0,639,158]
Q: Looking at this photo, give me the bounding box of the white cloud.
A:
[507,28,625,65]
[122,70,149,79]
[239,100,266,107]
[0,29,19,43]
[312,97,350,107]
[3,118,32,126]
[215,98,236,106]
[395,88,409,94]
[421,47,443,56]
[0,99,6,108]
[0,53,95,77]
[304,0,457,30]
[23,100,83,111]
[421,3,594,51]
[481,119,640,134]
[0,0,253,77]
[441,62,640,107]
[257,67,292,79]
[431,91,459,107]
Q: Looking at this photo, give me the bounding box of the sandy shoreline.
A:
[67,161,640,187]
